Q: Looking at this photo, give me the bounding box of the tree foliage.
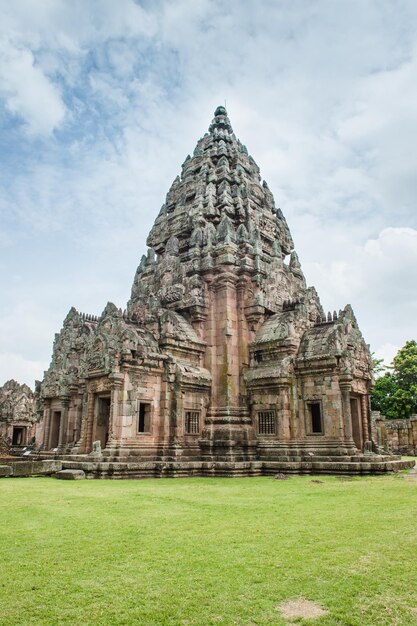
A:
[371,340,417,419]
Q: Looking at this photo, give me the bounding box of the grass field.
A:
[0,473,416,625]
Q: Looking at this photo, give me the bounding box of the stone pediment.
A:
[159,310,204,349]
[84,303,160,375]
[175,361,211,388]
[42,308,96,397]
[296,305,372,379]
[0,380,36,423]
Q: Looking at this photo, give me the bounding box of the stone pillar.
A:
[58,396,70,449]
[213,273,239,408]
[82,392,95,453]
[42,400,52,449]
[72,390,84,444]
[236,278,250,390]
[73,389,88,453]
[339,377,354,444]
[278,383,291,440]
[361,394,369,447]
[64,386,79,446]
[108,373,124,448]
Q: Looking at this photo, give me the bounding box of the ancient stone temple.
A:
[0,380,37,448]
[38,106,410,476]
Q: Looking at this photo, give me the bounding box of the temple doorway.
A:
[50,411,61,448]
[350,397,363,451]
[94,396,110,449]
[12,427,25,446]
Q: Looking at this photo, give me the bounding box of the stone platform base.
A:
[55,469,85,480]
[56,456,415,479]
[0,460,62,478]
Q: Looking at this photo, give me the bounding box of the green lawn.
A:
[0,474,416,625]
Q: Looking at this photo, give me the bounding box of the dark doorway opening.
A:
[12,427,25,446]
[138,402,151,433]
[309,403,323,434]
[50,411,61,448]
[95,397,110,449]
[350,397,362,450]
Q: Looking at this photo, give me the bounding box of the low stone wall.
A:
[0,460,62,477]
[0,465,11,477]
[371,412,417,455]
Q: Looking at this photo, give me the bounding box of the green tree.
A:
[371,340,417,419]
[371,353,386,378]
[392,340,417,390]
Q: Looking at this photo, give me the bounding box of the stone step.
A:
[59,457,415,479]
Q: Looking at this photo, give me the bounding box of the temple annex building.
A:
[35,106,409,477]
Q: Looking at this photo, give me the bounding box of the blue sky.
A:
[1,0,417,386]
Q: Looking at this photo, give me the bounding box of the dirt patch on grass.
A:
[277,598,329,620]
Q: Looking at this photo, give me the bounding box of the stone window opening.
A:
[308,402,324,434]
[138,402,152,434]
[258,410,276,435]
[185,410,200,435]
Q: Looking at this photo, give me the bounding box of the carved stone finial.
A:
[217,215,236,244]
[209,105,234,135]
[165,236,180,256]
[236,223,249,244]
[272,240,282,258]
[289,251,302,274]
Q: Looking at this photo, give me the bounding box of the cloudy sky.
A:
[1,0,417,387]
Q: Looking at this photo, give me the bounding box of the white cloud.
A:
[374,343,400,367]
[303,227,417,363]
[1,0,417,384]
[0,353,48,389]
[0,37,66,135]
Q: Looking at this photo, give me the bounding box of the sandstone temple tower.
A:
[38,106,398,476]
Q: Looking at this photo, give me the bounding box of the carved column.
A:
[339,377,354,443]
[74,389,85,444]
[42,400,52,449]
[278,383,291,440]
[108,373,124,448]
[58,396,70,449]
[212,272,239,408]
[73,389,88,453]
[361,394,369,447]
[64,386,79,446]
[82,392,95,453]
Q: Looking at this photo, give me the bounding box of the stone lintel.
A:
[339,375,353,391]
[212,272,239,290]
[178,304,209,322]
[246,378,290,391]
[109,372,124,387]
[244,304,265,325]
[159,338,205,356]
